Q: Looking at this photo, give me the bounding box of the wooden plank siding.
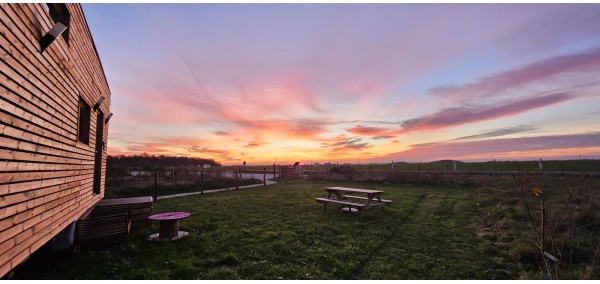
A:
[0,3,111,277]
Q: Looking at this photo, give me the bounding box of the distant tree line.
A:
[107,153,221,169]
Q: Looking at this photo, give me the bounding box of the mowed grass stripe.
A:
[358,189,487,279]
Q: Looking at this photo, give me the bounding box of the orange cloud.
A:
[188,146,237,161]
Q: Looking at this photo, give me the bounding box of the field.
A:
[12,175,599,279]
[244,159,600,173]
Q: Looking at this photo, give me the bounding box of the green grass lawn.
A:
[19,181,502,279]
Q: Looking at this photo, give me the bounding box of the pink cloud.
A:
[400,92,576,133]
[377,132,600,162]
[126,143,171,154]
[345,92,575,137]
[197,97,327,139]
[432,48,600,102]
[321,135,372,152]
[346,125,397,137]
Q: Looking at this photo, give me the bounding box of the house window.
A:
[77,98,91,144]
[45,3,70,45]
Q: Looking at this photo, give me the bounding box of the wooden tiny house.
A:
[0,3,111,277]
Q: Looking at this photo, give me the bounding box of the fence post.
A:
[200,171,204,194]
[153,171,158,201]
[273,163,276,178]
[263,166,266,186]
[236,169,239,190]
[485,172,488,190]
[285,166,288,184]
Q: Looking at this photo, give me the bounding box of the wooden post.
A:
[541,198,546,271]
[561,163,564,175]
[235,169,239,190]
[153,171,158,201]
[200,171,204,194]
[485,172,488,190]
[285,166,288,184]
[263,166,266,186]
[273,163,276,178]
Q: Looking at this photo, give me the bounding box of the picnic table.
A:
[315,186,392,213]
[148,212,190,241]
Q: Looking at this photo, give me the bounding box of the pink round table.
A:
[148,212,191,240]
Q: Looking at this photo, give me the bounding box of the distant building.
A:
[0,4,111,277]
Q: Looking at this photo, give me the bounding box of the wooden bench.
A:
[342,195,393,204]
[75,213,131,242]
[95,196,153,227]
[90,203,132,218]
[75,203,132,244]
[315,197,371,211]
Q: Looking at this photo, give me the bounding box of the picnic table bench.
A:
[315,186,392,213]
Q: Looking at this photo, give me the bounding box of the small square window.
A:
[77,98,91,144]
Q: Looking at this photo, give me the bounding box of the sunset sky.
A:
[83,4,600,165]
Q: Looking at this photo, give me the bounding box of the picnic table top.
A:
[325,187,383,194]
[148,212,191,221]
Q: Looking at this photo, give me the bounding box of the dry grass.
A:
[473,174,600,279]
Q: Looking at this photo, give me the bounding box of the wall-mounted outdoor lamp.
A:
[105,113,114,124]
[41,22,67,52]
[93,96,106,111]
